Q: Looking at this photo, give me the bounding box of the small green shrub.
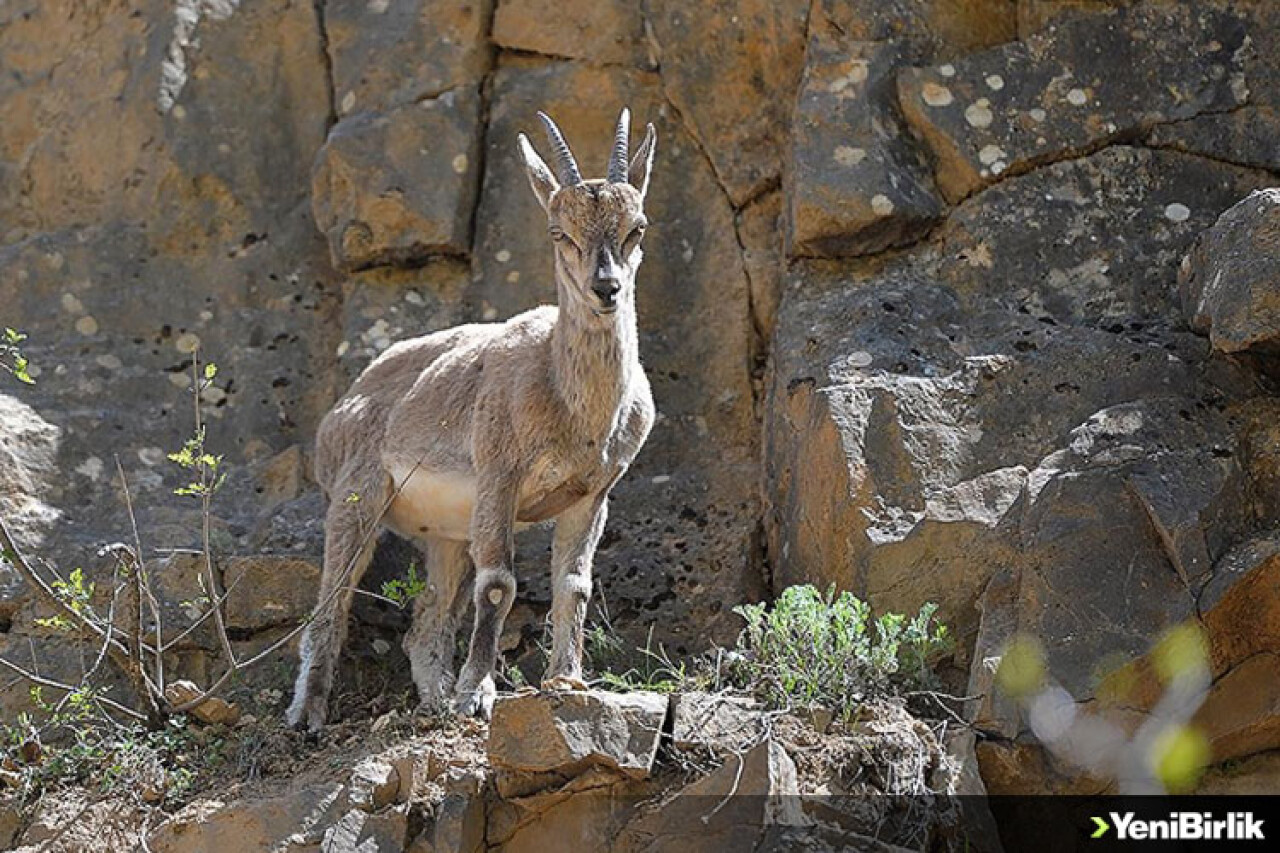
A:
[726,585,950,716]
[1,326,35,384]
[381,560,427,608]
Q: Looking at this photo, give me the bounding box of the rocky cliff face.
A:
[2,0,1279,803]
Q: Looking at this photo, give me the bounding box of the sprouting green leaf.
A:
[203,362,218,381]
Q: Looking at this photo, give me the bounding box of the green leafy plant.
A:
[589,624,695,694]
[381,561,427,608]
[1,326,35,384]
[32,567,96,632]
[726,585,950,716]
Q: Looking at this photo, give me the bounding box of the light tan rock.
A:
[669,692,765,752]
[349,758,402,812]
[615,739,804,852]
[164,680,242,726]
[149,782,349,852]
[322,806,409,853]
[488,690,668,780]
[1194,653,1280,764]
[644,0,810,206]
[493,0,648,67]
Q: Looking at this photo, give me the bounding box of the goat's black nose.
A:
[592,279,621,304]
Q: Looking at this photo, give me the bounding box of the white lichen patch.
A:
[833,145,867,167]
[137,447,167,467]
[74,316,99,336]
[95,354,123,370]
[978,144,1006,166]
[965,100,994,128]
[506,271,520,284]
[76,456,105,482]
[938,64,956,78]
[159,0,243,113]
[170,372,193,389]
[1066,88,1089,106]
[495,249,512,263]
[1163,203,1191,222]
[827,61,869,95]
[921,82,954,107]
[964,242,994,269]
[336,340,351,357]
[341,91,357,114]
[985,74,1005,91]
[175,332,202,354]
[451,154,469,175]
[870,194,895,217]
[60,293,85,315]
[1029,108,1047,123]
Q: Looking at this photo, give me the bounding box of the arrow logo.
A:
[1091,816,1111,839]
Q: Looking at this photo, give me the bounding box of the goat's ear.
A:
[628,123,657,200]
[517,133,559,213]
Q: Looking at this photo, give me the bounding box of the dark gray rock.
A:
[311,87,484,272]
[1179,188,1280,354]
[899,4,1252,201]
[788,31,942,258]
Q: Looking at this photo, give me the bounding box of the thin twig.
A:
[0,656,144,721]
[116,455,165,700]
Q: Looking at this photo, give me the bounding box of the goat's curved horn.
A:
[607,107,630,183]
[537,111,582,187]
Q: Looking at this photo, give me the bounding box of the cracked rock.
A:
[312,86,482,271]
[324,0,492,116]
[615,739,804,852]
[487,690,667,780]
[788,29,942,258]
[493,0,648,67]
[898,4,1252,201]
[348,758,402,812]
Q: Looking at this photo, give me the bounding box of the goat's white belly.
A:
[386,469,479,541]
[386,468,551,541]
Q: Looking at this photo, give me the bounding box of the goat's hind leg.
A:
[403,537,472,711]
[287,474,387,732]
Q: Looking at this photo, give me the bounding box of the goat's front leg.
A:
[543,493,608,688]
[455,470,519,719]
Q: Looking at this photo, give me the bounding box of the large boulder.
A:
[1179,188,1280,355]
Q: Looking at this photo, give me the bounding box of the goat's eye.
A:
[549,226,565,242]
[624,223,646,249]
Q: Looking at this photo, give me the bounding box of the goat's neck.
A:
[551,281,640,440]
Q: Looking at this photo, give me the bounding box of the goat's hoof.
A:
[541,675,589,692]
[285,693,328,735]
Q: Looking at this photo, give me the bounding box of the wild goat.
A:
[287,109,657,730]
